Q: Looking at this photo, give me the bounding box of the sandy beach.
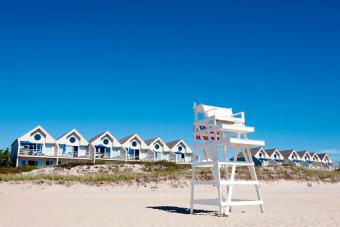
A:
[0,181,339,227]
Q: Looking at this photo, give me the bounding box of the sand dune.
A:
[0,181,339,227]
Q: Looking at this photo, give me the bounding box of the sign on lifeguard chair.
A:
[190,103,265,216]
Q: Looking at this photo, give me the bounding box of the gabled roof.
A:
[89,131,107,143]
[144,137,171,152]
[57,129,89,146]
[238,147,268,159]
[280,150,299,159]
[144,137,159,145]
[264,148,278,156]
[318,153,327,160]
[119,134,148,149]
[318,153,332,163]
[264,148,284,159]
[119,134,135,144]
[17,125,56,143]
[249,147,265,156]
[297,150,311,159]
[166,139,182,149]
[166,139,192,153]
[89,131,121,147]
[309,152,321,161]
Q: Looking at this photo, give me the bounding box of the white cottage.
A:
[119,134,151,161]
[296,151,313,168]
[280,150,301,166]
[166,139,192,163]
[237,147,269,166]
[11,125,58,167]
[89,131,126,162]
[318,153,333,165]
[144,137,171,161]
[264,148,284,162]
[310,152,321,162]
[56,129,90,161]
[296,151,312,162]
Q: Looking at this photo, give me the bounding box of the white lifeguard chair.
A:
[190,103,265,216]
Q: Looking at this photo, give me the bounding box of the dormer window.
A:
[34,134,41,141]
[69,137,76,143]
[103,139,109,145]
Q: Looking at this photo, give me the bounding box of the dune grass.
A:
[0,162,339,184]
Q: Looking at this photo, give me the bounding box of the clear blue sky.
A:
[0,0,340,161]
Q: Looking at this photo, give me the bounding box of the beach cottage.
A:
[296,151,312,168]
[89,131,126,162]
[11,127,194,166]
[236,147,269,166]
[56,129,91,163]
[310,152,322,162]
[280,150,301,166]
[119,134,151,161]
[264,148,284,163]
[144,137,171,161]
[166,139,192,163]
[318,153,333,170]
[11,125,58,167]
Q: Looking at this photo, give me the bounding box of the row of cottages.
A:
[239,148,333,170]
[11,126,193,167]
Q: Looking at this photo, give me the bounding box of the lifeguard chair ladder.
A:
[190,104,265,216]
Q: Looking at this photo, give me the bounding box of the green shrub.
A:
[0,149,11,168]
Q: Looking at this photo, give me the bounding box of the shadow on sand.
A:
[146,206,218,216]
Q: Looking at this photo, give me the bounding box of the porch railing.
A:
[58,152,91,158]
[19,149,52,156]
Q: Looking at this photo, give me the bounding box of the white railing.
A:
[19,149,53,156]
[58,152,91,158]
[126,155,155,161]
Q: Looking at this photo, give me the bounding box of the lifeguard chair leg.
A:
[245,148,264,213]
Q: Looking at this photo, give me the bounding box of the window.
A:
[132,141,137,147]
[34,134,41,141]
[274,154,277,159]
[155,144,160,150]
[69,137,76,143]
[259,153,263,157]
[178,146,183,152]
[103,139,109,145]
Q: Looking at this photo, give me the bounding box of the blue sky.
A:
[0,0,340,161]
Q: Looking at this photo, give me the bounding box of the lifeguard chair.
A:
[190,104,265,216]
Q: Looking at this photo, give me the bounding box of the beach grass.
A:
[0,162,339,184]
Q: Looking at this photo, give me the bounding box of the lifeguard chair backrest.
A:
[203,105,233,119]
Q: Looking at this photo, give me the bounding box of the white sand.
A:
[0,181,339,227]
